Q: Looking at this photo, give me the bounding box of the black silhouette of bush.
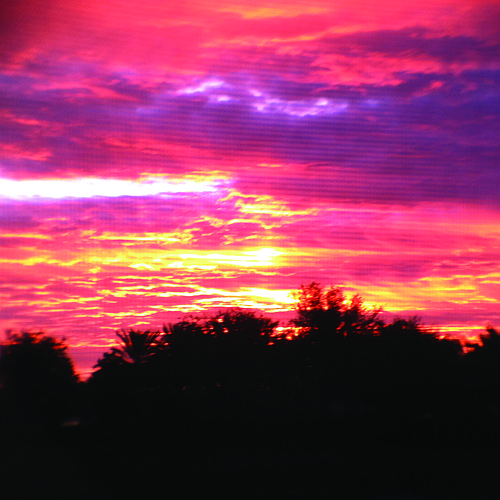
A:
[4,284,500,500]
[80,285,500,447]
[460,325,500,436]
[292,282,383,339]
[0,330,79,437]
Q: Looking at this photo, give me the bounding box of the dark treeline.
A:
[1,282,499,441]
[2,282,500,497]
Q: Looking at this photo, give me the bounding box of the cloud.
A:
[0,0,499,376]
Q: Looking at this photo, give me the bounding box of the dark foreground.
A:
[2,310,500,498]
[1,416,498,500]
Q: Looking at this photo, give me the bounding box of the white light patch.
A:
[252,97,348,117]
[0,177,219,200]
[210,95,232,103]
[178,79,225,95]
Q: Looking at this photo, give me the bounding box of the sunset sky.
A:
[1,0,499,376]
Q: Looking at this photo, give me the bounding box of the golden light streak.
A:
[244,287,295,304]
[89,231,193,245]
[438,325,487,344]
[179,247,284,267]
[219,5,329,19]
[221,190,319,217]
[192,287,295,312]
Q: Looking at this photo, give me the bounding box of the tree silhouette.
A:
[339,293,383,336]
[479,325,500,352]
[0,330,78,391]
[371,318,463,419]
[288,286,466,425]
[105,329,164,365]
[160,308,279,393]
[293,282,342,333]
[292,282,382,338]
[83,292,486,445]
[206,308,278,346]
[90,328,165,394]
[0,330,78,436]
[460,325,500,428]
[88,309,282,437]
[161,318,218,396]
[89,329,164,422]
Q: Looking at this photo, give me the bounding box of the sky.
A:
[1,0,499,377]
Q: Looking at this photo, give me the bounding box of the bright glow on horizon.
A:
[0,177,220,200]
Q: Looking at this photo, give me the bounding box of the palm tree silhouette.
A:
[113,329,164,364]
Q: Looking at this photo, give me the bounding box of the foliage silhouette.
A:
[292,282,383,339]
[205,308,278,345]
[460,324,500,434]
[4,285,500,499]
[92,329,164,372]
[83,290,473,442]
[10,283,500,453]
[87,308,282,436]
[88,329,168,432]
[115,328,164,364]
[479,325,500,351]
[0,330,78,388]
[0,330,79,437]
